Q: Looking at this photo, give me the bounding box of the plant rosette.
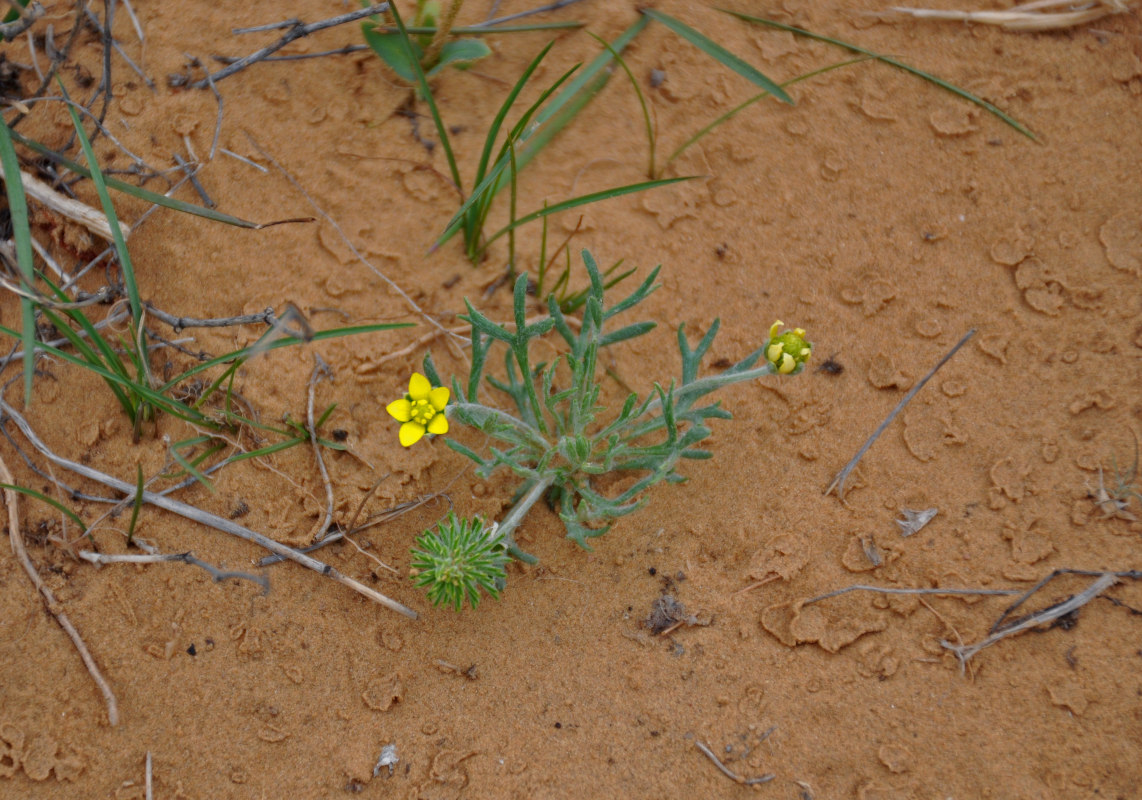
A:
[389,249,810,610]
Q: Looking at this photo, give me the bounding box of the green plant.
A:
[391,249,811,608]
[370,5,688,266]
[411,512,508,610]
[362,1,491,82]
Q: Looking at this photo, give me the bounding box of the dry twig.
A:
[694,740,774,786]
[0,396,418,618]
[0,0,43,41]
[942,572,1121,671]
[78,549,270,593]
[0,451,120,725]
[0,159,131,242]
[190,3,391,88]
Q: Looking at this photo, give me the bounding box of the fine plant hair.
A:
[419,249,808,567]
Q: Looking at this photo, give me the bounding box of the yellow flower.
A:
[765,320,812,375]
[386,373,450,447]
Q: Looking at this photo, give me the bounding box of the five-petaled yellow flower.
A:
[387,373,449,447]
[766,320,812,375]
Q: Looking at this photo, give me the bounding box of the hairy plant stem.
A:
[447,401,552,452]
[423,0,464,68]
[496,475,553,564]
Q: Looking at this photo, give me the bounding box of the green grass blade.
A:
[0,321,206,423]
[163,437,227,481]
[192,360,243,411]
[642,9,792,104]
[38,271,138,383]
[57,78,141,325]
[39,271,139,417]
[536,207,549,295]
[475,40,556,192]
[465,41,558,249]
[587,31,655,178]
[445,59,581,252]
[480,177,695,254]
[530,17,649,130]
[169,441,214,491]
[315,403,337,429]
[38,307,136,418]
[9,129,263,227]
[665,57,870,169]
[159,323,412,392]
[228,436,308,461]
[507,139,518,275]
[0,483,87,535]
[720,9,1034,139]
[0,116,38,405]
[387,1,463,198]
[3,1,30,24]
[436,19,650,252]
[375,22,585,35]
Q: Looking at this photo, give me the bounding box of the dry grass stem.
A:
[306,354,335,544]
[804,584,1021,605]
[694,740,774,785]
[890,0,1131,31]
[358,313,581,373]
[733,573,780,596]
[0,452,120,725]
[826,329,975,498]
[0,159,131,242]
[246,134,462,347]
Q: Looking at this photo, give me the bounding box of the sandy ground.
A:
[2,1,1141,797]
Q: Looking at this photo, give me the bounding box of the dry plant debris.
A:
[890,0,1133,31]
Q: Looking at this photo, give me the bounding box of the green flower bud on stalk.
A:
[765,320,812,375]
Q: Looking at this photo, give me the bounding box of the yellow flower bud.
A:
[765,321,812,375]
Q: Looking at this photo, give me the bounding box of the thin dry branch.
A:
[190,3,391,88]
[0,452,120,725]
[0,0,43,41]
[78,548,270,593]
[942,572,1120,670]
[0,397,418,618]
